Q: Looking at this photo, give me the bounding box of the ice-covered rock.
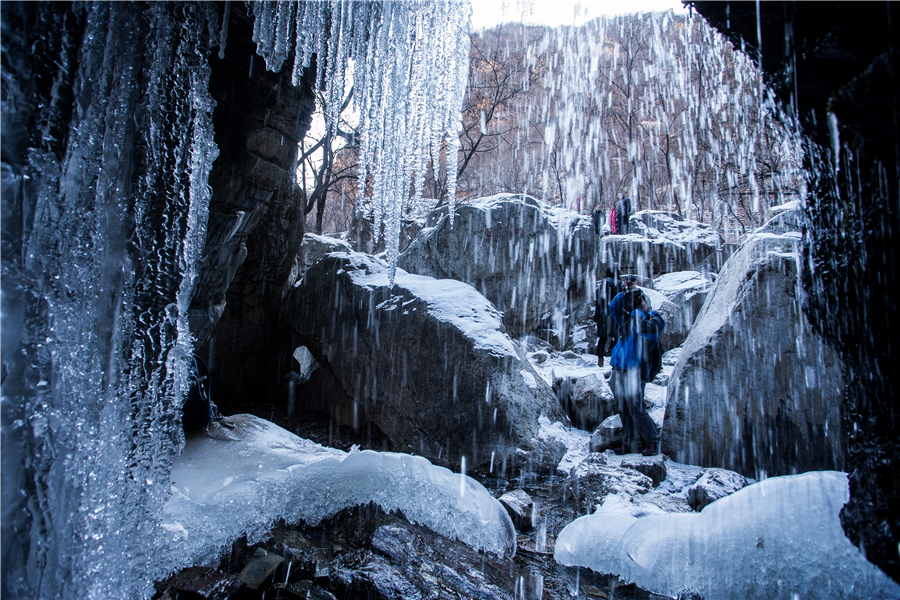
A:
[662,231,845,477]
[599,211,729,277]
[589,414,623,453]
[399,194,599,343]
[282,252,567,471]
[162,414,517,576]
[652,270,714,326]
[555,471,900,600]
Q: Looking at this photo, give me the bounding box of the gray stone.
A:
[281,252,567,471]
[372,525,418,563]
[662,231,845,477]
[562,374,617,431]
[564,453,653,513]
[653,270,715,326]
[498,489,534,531]
[167,566,242,600]
[589,414,623,453]
[600,211,726,277]
[686,468,750,511]
[284,580,338,600]
[239,548,284,590]
[290,233,353,287]
[620,455,668,487]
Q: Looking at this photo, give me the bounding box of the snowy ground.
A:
[160,347,899,599]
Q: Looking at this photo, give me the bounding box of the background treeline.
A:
[302,11,803,242]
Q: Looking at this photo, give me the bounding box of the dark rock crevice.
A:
[690,0,900,582]
[189,2,316,411]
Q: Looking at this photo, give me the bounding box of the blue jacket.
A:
[608,292,666,375]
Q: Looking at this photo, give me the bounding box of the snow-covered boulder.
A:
[282,252,567,472]
[563,453,654,513]
[399,194,598,343]
[639,286,690,351]
[662,231,845,477]
[685,468,751,511]
[292,233,352,283]
[600,210,728,277]
[589,414,623,453]
[163,415,517,575]
[555,471,900,600]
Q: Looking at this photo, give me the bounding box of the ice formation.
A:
[1,4,219,599]
[555,471,900,599]
[161,414,516,575]
[251,1,471,282]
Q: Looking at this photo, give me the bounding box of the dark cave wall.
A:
[188,2,316,410]
[689,1,899,582]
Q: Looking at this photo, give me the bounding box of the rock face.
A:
[694,2,900,581]
[652,271,714,327]
[399,195,599,344]
[189,2,315,408]
[662,229,845,478]
[290,233,353,287]
[281,252,567,471]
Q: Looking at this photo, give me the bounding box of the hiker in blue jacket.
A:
[608,288,666,456]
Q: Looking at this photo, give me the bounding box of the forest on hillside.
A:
[300,11,804,242]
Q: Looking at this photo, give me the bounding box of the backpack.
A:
[609,207,618,234]
[643,339,663,383]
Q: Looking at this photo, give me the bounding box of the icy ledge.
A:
[160,415,515,578]
[555,471,900,600]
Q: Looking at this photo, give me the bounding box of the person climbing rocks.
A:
[614,197,632,235]
[593,268,621,366]
[591,205,606,237]
[608,287,666,456]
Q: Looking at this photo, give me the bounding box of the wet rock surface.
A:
[662,229,845,478]
[282,252,567,471]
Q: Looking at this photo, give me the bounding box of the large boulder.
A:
[600,211,729,277]
[640,287,690,352]
[661,230,845,478]
[398,194,599,344]
[281,252,567,472]
[288,233,353,287]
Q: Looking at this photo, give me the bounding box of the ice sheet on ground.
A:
[344,253,518,358]
[162,415,516,577]
[555,471,900,600]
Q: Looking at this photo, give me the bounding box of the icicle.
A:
[252,0,471,283]
[218,0,231,59]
